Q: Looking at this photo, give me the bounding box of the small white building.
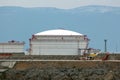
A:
[29,29,89,55]
[0,40,25,53]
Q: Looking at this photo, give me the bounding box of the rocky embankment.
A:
[0,61,120,80]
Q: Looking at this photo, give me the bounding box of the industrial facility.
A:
[29,29,89,55]
[0,29,90,55]
[0,29,114,60]
[0,29,119,75]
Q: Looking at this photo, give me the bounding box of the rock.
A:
[104,71,114,80]
[0,61,120,80]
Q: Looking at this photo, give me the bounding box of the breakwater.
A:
[0,60,120,80]
[0,54,119,80]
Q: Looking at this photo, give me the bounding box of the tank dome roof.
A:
[35,29,83,36]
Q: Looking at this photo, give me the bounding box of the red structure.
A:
[102,52,110,60]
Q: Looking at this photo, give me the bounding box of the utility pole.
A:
[104,39,107,52]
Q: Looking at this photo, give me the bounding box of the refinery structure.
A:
[0,29,115,61]
[29,29,89,55]
[0,40,25,54]
[0,29,119,76]
[0,29,90,55]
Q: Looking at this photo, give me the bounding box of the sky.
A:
[0,0,120,9]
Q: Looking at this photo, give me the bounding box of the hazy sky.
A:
[0,0,120,9]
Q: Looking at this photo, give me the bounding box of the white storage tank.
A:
[29,29,89,55]
[0,40,25,53]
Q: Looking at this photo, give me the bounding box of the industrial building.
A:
[29,29,89,55]
[0,40,25,54]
